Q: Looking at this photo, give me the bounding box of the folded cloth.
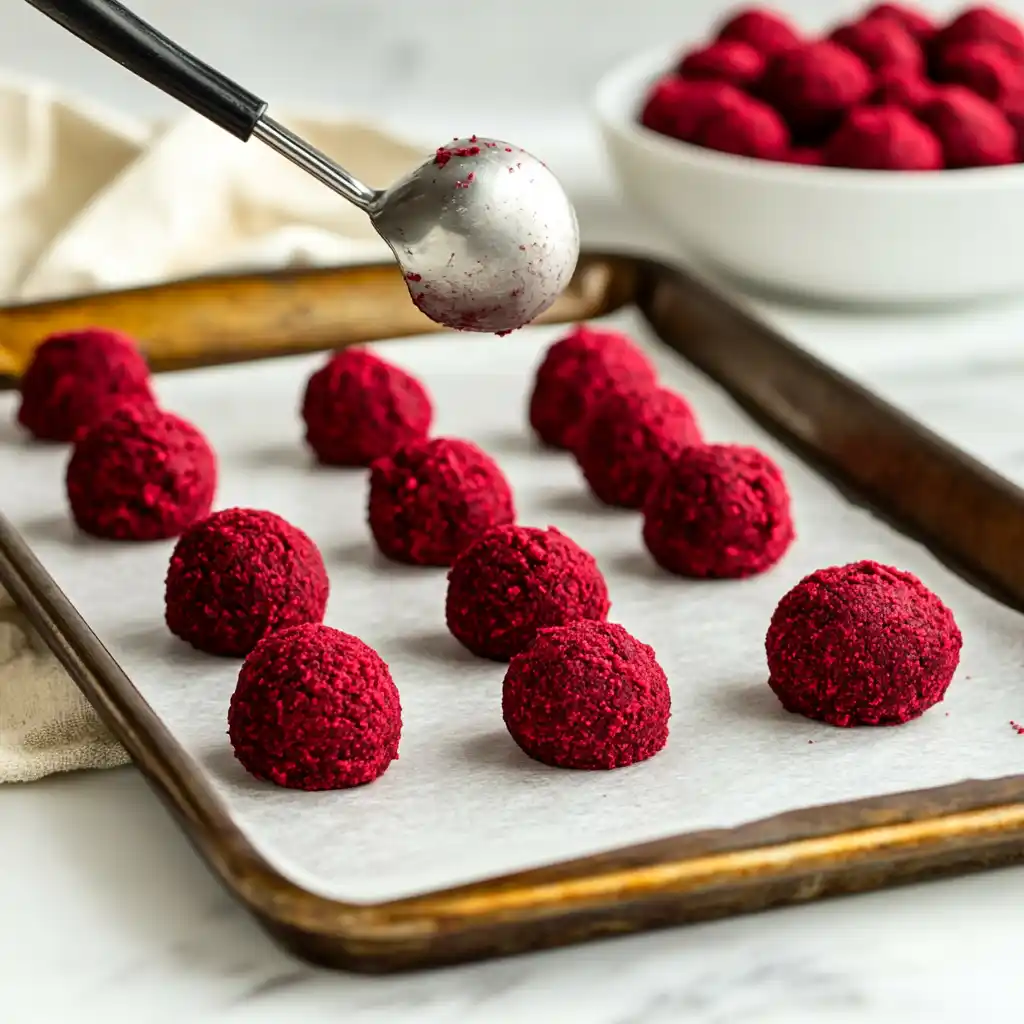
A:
[0,72,425,782]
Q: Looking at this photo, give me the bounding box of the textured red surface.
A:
[760,41,874,137]
[301,348,433,466]
[697,91,791,159]
[527,325,658,451]
[869,65,936,110]
[779,146,825,164]
[446,524,610,661]
[368,437,515,566]
[939,42,1024,105]
[17,328,154,443]
[639,78,749,143]
[864,3,937,44]
[716,8,803,57]
[503,620,671,770]
[765,560,963,727]
[678,40,767,87]
[919,85,1017,166]
[642,443,794,579]
[933,6,1024,61]
[575,387,703,509]
[165,507,329,657]
[66,405,216,541]
[228,624,402,790]
[824,105,944,169]
[830,18,923,73]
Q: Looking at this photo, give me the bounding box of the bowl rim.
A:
[593,43,1024,192]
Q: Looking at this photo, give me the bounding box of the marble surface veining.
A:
[5,2,1024,1021]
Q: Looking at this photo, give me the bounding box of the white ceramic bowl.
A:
[595,45,1024,305]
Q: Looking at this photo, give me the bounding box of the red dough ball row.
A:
[641,3,1024,170]
[18,316,964,788]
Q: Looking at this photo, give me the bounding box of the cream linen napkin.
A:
[0,73,425,782]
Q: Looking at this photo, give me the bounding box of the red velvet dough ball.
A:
[939,42,1024,105]
[933,6,1024,62]
[765,560,962,727]
[503,620,671,770]
[165,507,329,657]
[695,91,791,159]
[919,86,1017,167]
[639,77,751,143]
[869,65,936,110]
[715,8,803,58]
[66,405,216,541]
[864,3,937,44]
[678,40,767,88]
[760,41,874,137]
[368,437,515,566]
[301,347,433,466]
[824,105,944,169]
[446,524,610,661]
[642,443,793,579]
[17,327,154,443]
[575,387,703,509]
[829,18,923,74]
[528,324,657,451]
[228,624,402,790]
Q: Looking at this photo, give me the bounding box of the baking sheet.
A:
[2,309,1023,905]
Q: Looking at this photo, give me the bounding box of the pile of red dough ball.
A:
[14,316,965,795]
[641,4,1024,170]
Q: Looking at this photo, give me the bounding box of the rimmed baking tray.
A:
[2,253,1024,974]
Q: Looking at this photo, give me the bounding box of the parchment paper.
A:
[1,310,1022,904]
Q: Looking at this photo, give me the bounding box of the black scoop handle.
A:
[24,0,267,140]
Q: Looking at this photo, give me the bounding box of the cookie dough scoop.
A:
[26,0,580,334]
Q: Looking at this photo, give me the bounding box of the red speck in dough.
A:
[933,6,1024,62]
[575,387,703,509]
[302,348,433,466]
[716,8,803,58]
[919,85,1017,167]
[765,560,962,727]
[829,18,923,74]
[17,327,155,442]
[503,620,671,770]
[164,507,329,657]
[446,524,610,661]
[528,324,657,451]
[678,40,767,88]
[228,624,402,790]
[760,41,873,138]
[66,405,216,541]
[824,105,944,169]
[642,444,794,579]
[938,42,1024,105]
[368,437,515,566]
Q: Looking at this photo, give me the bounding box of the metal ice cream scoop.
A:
[25,0,580,335]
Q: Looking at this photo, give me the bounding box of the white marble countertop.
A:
[5,2,1024,1020]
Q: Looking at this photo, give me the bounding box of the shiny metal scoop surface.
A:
[27,0,580,334]
[256,120,579,334]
